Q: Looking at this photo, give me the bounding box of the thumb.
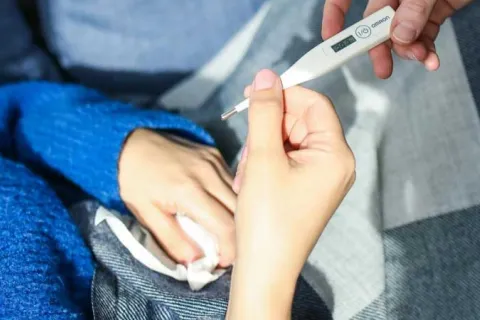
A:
[247,69,285,154]
[391,0,437,44]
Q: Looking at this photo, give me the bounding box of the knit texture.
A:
[0,82,213,318]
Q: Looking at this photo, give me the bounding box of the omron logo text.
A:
[371,16,390,28]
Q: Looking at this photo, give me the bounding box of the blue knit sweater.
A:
[0,82,213,319]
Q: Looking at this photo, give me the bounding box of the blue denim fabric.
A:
[0,0,265,98]
[37,0,266,97]
[0,0,60,84]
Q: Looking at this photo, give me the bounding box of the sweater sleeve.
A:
[0,81,214,210]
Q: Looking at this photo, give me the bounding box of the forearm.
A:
[0,82,214,211]
[225,211,330,319]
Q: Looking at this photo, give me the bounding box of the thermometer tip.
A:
[221,108,237,121]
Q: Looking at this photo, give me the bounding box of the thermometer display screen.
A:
[331,35,357,53]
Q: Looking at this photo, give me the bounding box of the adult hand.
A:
[118,129,236,266]
[227,69,355,319]
[322,0,473,78]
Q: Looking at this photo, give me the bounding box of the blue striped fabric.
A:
[70,200,332,320]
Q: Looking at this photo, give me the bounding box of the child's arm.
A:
[0,81,214,210]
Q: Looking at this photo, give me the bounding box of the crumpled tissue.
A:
[94,206,226,291]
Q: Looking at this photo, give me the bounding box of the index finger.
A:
[322,0,352,40]
[363,0,398,78]
[180,187,236,267]
[283,86,343,136]
[283,86,329,117]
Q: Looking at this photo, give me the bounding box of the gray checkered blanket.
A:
[76,0,480,319]
[178,0,480,319]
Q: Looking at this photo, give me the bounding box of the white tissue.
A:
[94,206,225,291]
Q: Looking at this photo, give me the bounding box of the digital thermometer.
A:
[221,5,395,120]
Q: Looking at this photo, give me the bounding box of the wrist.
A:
[227,256,299,320]
[234,236,308,279]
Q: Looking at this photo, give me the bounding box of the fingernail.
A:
[232,176,240,194]
[253,69,277,91]
[239,143,248,162]
[393,22,417,43]
[407,51,418,61]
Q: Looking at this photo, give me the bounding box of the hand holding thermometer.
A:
[221,5,395,120]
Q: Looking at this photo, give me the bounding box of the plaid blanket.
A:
[165,0,480,318]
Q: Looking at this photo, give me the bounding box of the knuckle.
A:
[339,148,356,184]
[250,98,280,113]
[403,0,429,16]
[208,147,222,158]
[206,149,223,163]
[346,150,356,176]
[262,100,281,111]
[199,147,222,162]
[194,158,218,177]
[251,89,277,100]
[191,156,211,172]
[176,180,203,198]
[310,93,335,112]
[197,148,210,158]
[313,93,334,107]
